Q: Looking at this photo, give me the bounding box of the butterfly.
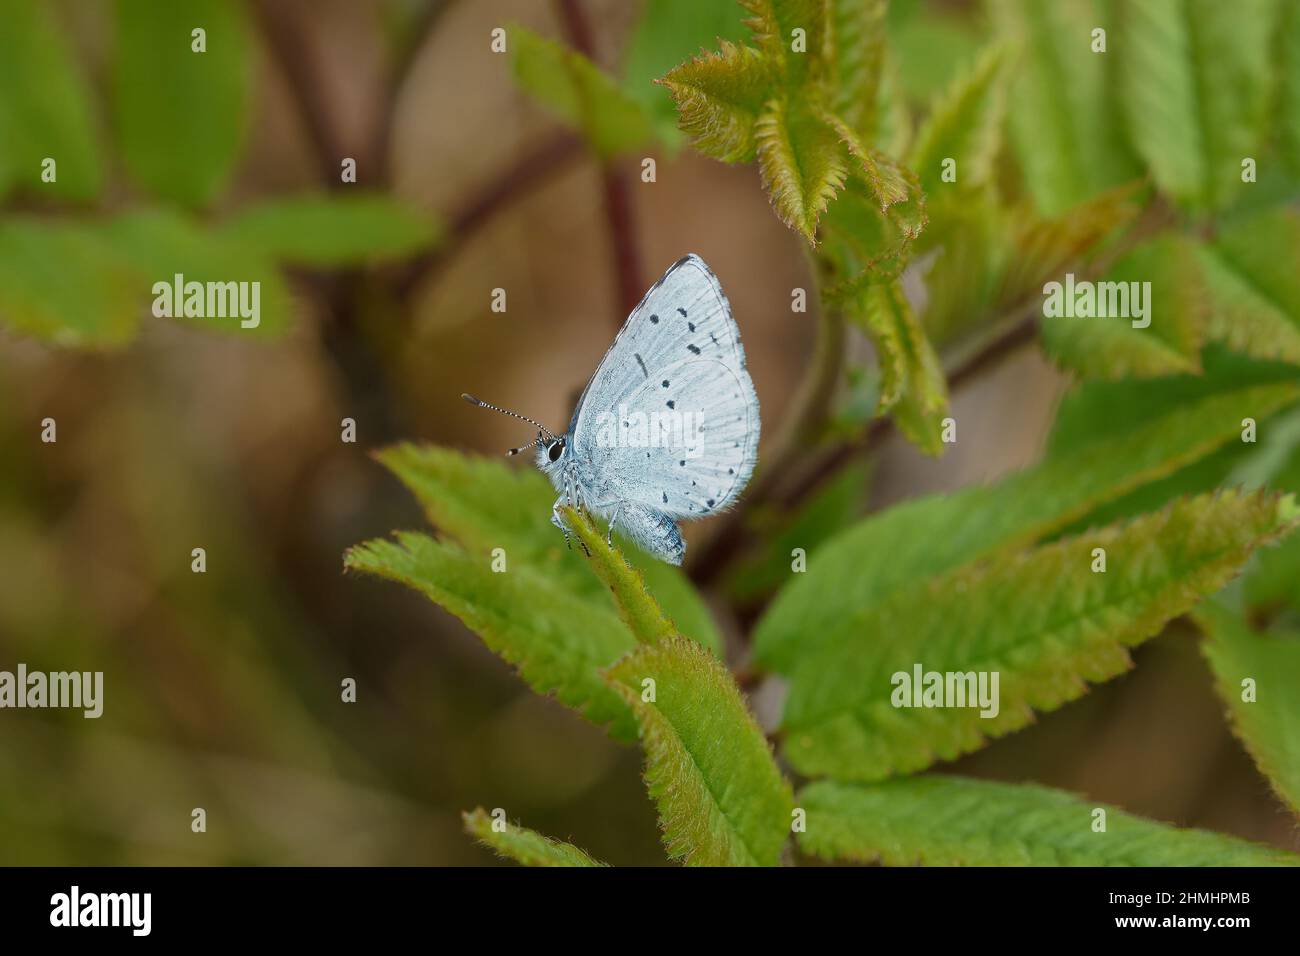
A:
[463,254,760,565]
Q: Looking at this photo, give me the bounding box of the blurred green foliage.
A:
[6,0,1300,867]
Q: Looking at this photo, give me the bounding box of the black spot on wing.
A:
[662,491,668,504]
[666,400,675,409]
[662,379,669,388]
[688,321,695,332]
[635,353,649,378]
[687,344,701,355]
[677,307,687,317]
[649,314,659,324]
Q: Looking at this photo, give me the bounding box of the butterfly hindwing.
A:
[595,356,758,518]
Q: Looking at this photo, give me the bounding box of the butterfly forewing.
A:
[570,254,760,516]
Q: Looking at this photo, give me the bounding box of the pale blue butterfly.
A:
[464,254,760,565]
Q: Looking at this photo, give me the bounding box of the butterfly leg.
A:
[552,485,590,557]
[605,502,623,547]
[551,497,574,551]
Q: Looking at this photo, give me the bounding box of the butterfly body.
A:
[470,254,759,566]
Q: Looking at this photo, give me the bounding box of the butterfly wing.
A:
[570,254,760,518]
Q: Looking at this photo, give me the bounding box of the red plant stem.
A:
[555,0,644,321]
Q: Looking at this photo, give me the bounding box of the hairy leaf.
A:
[219,193,441,267]
[0,0,102,201]
[1040,234,1204,380]
[740,0,828,87]
[370,444,722,654]
[623,0,749,141]
[1118,0,1276,212]
[605,636,793,866]
[346,533,639,738]
[1197,603,1300,816]
[1197,207,1300,365]
[827,0,888,137]
[754,380,1300,672]
[564,506,677,646]
[510,25,658,158]
[992,0,1141,216]
[824,111,912,211]
[908,44,1007,203]
[781,490,1298,781]
[993,183,1140,310]
[755,98,849,241]
[462,808,606,867]
[113,0,251,206]
[659,39,774,162]
[799,777,1300,865]
[847,277,948,455]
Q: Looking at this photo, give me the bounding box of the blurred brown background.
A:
[0,0,1294,865]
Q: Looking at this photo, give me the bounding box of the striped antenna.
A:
[462,393,557,448]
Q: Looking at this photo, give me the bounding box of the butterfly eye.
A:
[548,440,565,463]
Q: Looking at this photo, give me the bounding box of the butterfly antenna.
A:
[461,393,557,446]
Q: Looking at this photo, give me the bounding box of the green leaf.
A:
[754,379,1300,673]
[345,532,640,738]
[755,98,849,242]
[1046,348,1300,455]
[1229,421,1300,611]
[907,44,1007,203]
[827,0,888,137]
[659,39,774,163]
[723,459,872,604]
[0,0,102,201]
[781,490,1298,781]
[1282,1,1300,174]
[846,277,948,455]
[820,176,927,293]
[740,0,828,87]
[1040,234,1204,380]
[218,193,441,268]
[992,0,1141,216]
[889,5,985,103]
[563,507,677,646]
[112,0,251,207]
[0,221,140,347]
[462,807,606,866]
[510,25,657,158]
[1196,207,1300,365]
[623,0,750,142]
[799,776,1300,865]
[1042,349,1300,535]
[1197,603,1300,816]
[102,209,293,337]
[992,183,1140,316]
[1118,0,1276,212]
[368,444,722,655]
[823,111,912,211]
[604,636,793,866]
